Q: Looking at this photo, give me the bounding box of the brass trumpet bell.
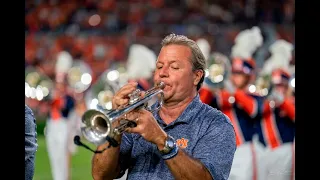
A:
[80,82,165,146]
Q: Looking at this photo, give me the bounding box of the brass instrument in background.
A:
[252,74,272,97]
[84,63,128,110]
[204,52,231,89]
[25,67,53,101]
[80,82,166,146]
[66,60,93,94]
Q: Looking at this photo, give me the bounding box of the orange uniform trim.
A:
[223,109,245,147]
[50,97,64,121]
[279,99,295,122]
[250,143,257,180]
[218,90,233,109]
[262,101,282,149]
[291,142,295,180]
[199,87,215,105]
[234,89,257,117]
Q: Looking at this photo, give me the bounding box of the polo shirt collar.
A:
[154,93,202,127]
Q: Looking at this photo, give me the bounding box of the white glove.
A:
[269,89,284,105]
[224,80,236,94]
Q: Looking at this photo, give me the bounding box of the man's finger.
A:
[117,98,129,107]
[116,84,138,98]
[126,126,142,134]
[112,96,128,109]
[112,82,138,109]
[123,111,140,121]
[140,91,146,98]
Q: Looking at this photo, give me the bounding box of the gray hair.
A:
[161,33,207,91]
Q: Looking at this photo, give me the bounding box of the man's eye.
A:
[171,66,179,69]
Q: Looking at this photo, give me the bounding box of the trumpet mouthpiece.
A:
[158,82,165,89]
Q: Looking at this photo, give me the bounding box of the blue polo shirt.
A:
[117,94,236,180]
[25,105,38,180]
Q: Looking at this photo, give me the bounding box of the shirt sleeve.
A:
[192,113,236,180]
[25,105,38,180]
[115,132,133,179]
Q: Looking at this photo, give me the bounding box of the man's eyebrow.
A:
[169,60,178,64]
[156,60,179,64]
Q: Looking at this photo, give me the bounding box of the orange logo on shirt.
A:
[176,138,189,149]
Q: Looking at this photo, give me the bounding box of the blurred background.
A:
[25,0,294,180]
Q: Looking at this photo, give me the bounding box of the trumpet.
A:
[79,82,166,146]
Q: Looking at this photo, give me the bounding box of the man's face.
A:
[231,72,249,89]
[154,44,201,103]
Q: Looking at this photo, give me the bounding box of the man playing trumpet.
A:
[91,34,236,180]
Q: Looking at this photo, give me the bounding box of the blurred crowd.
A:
[25,0,295,119]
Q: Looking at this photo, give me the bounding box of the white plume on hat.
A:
[288,64,295,76]
[231,26,263,59]
[126,44,157,79]
[261,39,294,75]
[196,38,211,62]
[55,51,73,74]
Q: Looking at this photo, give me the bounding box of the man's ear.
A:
[193,70,204,86]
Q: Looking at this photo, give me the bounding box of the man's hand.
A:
[269,89,284,106]
[112,82,139,109]
[125,109,167,149]
[224,79,236,94]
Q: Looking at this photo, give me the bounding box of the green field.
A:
[34,135,94,180]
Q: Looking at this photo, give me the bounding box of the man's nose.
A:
[159,67,169,78]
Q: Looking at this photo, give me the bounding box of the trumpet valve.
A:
[128,89,141,104]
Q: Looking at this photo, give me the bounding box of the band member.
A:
[91,33,236,180]
[25,104,38,180]
[256,39,295,180]
[260,69,295,179]
[199,27,265,180]
[45,80,75,180]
